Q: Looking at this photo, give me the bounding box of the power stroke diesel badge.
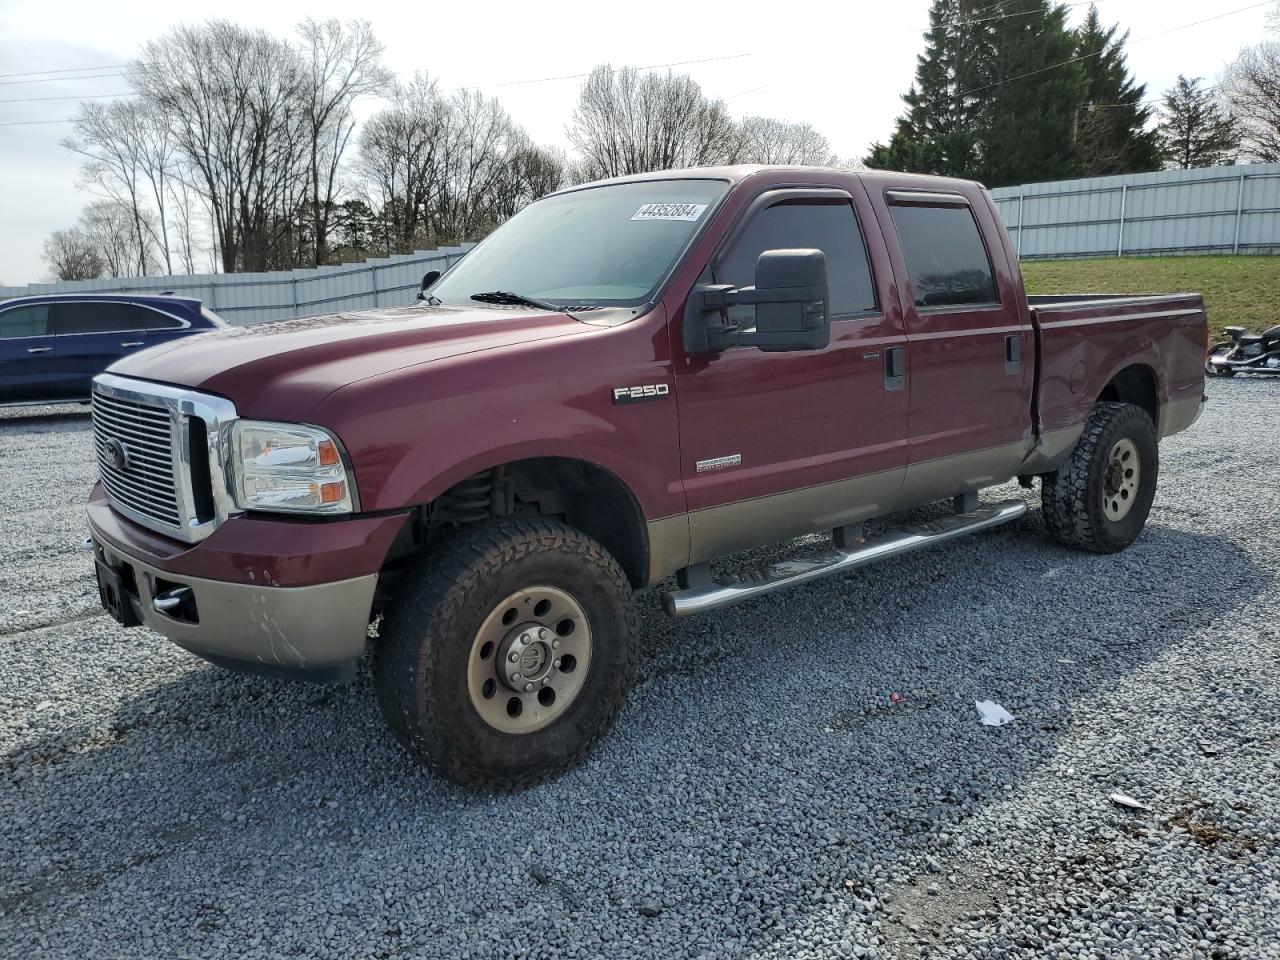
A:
[612,383,670,405]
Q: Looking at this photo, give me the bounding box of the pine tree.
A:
[980,0,1085,187]
[1072,5,1161,175]
[864,0,996,177]
[1158,76,1241,169]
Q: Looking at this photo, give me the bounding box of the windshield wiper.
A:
[469,290,563,311]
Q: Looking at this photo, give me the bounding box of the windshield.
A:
[430,179,729,309]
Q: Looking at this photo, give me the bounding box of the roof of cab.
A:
[552,164,986,196]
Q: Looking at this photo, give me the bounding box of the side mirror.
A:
[683,249,830,354]
[416,270,441,301]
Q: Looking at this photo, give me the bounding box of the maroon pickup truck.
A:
[87,166,1207,788]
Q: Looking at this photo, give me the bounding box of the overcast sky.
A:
[0,0,1267,286]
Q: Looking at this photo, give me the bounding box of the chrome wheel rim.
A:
[466,586,592,734]
[1103,438,1140,521]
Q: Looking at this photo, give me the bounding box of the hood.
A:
[107,302,592,420]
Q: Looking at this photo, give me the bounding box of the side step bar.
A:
[664,499,1028,617]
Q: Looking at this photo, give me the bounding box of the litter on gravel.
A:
[975,699,1015,726]
[1110,792,1153,812]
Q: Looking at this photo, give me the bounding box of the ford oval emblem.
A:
[104,437,131,472]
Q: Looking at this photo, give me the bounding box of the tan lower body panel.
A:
[1160,394,1204,439]
[92,529,377,673]
[897,440,1030,511]
[646,514,691,585]
[685,466,906,567]
[651,440,1031,576]
[1018,425,1085,475]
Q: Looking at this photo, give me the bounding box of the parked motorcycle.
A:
[1205,324,1280,377]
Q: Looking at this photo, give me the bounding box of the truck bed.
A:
[1027,292,1207,456]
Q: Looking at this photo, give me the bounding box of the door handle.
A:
[884,346,906,392]
[1005,334,1021,374]
[27,346,52,354]
[120,341,144,348]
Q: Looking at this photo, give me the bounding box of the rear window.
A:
[889,203,998,308]
[0,304,50,338]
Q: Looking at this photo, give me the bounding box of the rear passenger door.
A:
[53,301,185,396]
[0,303,60,403]
[881,191,1034,506]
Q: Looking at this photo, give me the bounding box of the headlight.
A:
[228,421,357,515]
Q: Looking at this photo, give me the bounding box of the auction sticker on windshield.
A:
[631,203,708,222]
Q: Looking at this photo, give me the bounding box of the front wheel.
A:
[373,519,636,790]
[1041,402,1159,554]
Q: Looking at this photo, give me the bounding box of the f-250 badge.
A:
[612,383,670,405]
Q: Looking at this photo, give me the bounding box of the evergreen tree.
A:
[1072,5,1161,175]
[980,0,1085,187]
[864,0,995,177]
[1158,76,1241,169]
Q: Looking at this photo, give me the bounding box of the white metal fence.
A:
[0,245,475,325]
[7,162,1278,316]
[990,162,1280,260]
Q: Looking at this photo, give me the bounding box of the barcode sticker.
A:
[631,203,708,222]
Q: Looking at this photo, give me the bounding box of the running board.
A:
[664,499,1028,617]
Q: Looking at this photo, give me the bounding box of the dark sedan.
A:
[0,294,225,405]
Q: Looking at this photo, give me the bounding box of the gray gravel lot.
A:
[1,381,1278,960]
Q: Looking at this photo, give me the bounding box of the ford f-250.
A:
[86,166,1207,789]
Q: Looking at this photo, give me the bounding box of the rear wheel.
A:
[1041,402,1159,554]
[374,519,636,790]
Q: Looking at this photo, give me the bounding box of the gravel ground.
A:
[1,381,1278,960]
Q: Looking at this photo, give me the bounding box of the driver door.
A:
[672,188,910,564]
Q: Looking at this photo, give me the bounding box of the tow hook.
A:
[153,586,193,614]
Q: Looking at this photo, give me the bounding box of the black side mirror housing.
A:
[684,249,830,354]
[416,270,441,301]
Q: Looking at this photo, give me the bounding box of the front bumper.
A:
[89,517,379,683]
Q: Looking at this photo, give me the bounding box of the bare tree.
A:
[733,116,839,165]
[169,175,205,275]
[568,65,739,179]
[132,108,180,274]
[64,100,158,276]
[433,90,524,242]
[79,200,157,278]
[1223,42,1280,162]
[356,79,555,250]
[485,142,568,223]
[131,20,309,272]
[357,76,452,252]
[296,19,393,266]
[42,228,104,281]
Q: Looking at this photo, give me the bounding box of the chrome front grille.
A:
[92,391,182,528]
[91,374,239,543]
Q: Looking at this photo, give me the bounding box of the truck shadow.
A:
[0,502,1266,956]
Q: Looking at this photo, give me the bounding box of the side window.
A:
[0,304,50,338]
[888,203,998,308]
[716,200,877,322]
[129,306,183,330]
[54,302,143,335]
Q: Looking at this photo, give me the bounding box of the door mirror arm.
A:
[683,249,831,355]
